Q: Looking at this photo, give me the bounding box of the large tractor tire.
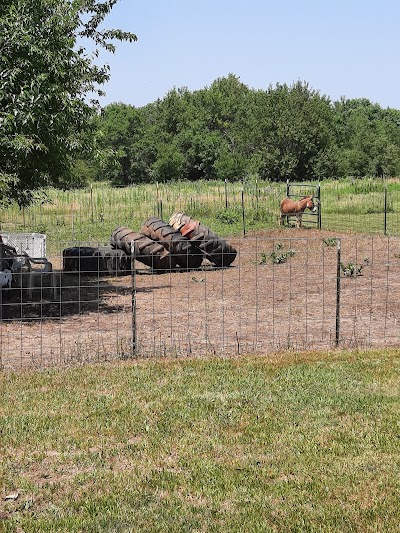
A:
[62,246,130,276]
[169,212,237,267]
[140,217,203,269]
[110,226,178,271]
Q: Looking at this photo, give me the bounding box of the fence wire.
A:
[1,234,399,371]
[0,182,399,251]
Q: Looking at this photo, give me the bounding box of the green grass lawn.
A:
[1,349,400,532]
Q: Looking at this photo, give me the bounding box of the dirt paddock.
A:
[1,229,399,370]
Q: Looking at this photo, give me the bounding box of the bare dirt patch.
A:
[1,229,399,370]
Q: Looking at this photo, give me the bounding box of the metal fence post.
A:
[90,183,94,224]
[384,184,388,236]
[241,187,246,236]
[317,182,322,229]
[255,178,259,217]
[131,243,137,356]
[335,238,341,346]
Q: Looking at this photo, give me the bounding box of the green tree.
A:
[91,77,400,185]
[333,98,400,178]
[257,81,336,181]
[151,142,185,182]
[189,75,254,180]
[94,103,144,183]
[0,0,136,206]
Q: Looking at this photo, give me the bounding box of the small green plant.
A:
[255,245,295,265]
[340,262,362,277]
[257,252,268,265]
[270,243,295,264]
[323,237,338,247]
[340,257,370,277]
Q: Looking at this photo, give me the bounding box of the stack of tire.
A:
[169,212,237,267]
[110,220,202,271]
[110,213,237,272]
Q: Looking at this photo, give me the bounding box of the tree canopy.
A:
[2,0,399,200]
[0,0,136,206]
[92,75,400,186]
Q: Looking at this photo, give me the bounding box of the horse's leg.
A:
[297,213,302,228]
[279,213,284,226]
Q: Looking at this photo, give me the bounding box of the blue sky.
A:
[95,0,400,109]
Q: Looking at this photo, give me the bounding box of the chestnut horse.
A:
[280,195,316,228]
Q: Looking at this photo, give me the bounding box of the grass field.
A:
[0,178,399,254]
[1,349,400,532]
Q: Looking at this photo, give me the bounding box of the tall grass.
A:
[1,178,399,254]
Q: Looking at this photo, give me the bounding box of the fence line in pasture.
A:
[0,180,399,254]
[1,234,399,371]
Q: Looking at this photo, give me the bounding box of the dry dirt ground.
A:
[1,228,400,370]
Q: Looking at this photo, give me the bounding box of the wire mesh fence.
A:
[0,180,399,252]
[1,233,399,371]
